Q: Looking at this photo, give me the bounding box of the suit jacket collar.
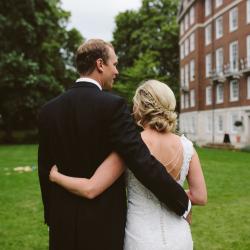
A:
[70,81,101,91]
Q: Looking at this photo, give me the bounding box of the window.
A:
[206,114,212,133]
[247,36,250,67]
[216,48,223,74]
[247,0,250,24]
[190,33,195,52]
[215,16,223,39]
[230,80,239,102]
[181,94,184,109]
[180,43,184,59]
[229,7,238,32]
[205,24,212,45]
[248,76,250,99]
[229,41,238,71]
[190,60,195,81]
[190,89,195,107]
[205,53,212,78]
[184,14,189,31]
[184,39,189,56]
[191,116,195,133]
[231,113,239,133]
[184,93,189,108]
[180,21,184,36]
[206,86,212,105]
[216,84,224,104]
[217,115,223,133]
[181,67,184,87]
[185,64,189,87]
[205,0,211,17]
[190,7,195,25]
[215,0,223,8]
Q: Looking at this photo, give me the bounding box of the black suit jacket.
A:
[38,81,188,250]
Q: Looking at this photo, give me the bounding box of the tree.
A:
[0,0,83,141]
[112,0,180,104]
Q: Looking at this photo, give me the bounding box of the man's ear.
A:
[96,58,104,73]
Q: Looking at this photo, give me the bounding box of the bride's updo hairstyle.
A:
[133,80,177,133]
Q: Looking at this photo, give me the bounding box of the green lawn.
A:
[0,145,249,249]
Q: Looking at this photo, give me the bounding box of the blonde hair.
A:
[133,80,177,133]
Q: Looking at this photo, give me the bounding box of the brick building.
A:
[178,0,250,148]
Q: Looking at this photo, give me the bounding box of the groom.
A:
[38,39,190,250]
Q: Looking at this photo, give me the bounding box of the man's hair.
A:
[76,39,114,75]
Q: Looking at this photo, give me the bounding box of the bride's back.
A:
[141,130,183,181]
[124,129,194,250]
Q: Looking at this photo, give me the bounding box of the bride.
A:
[49,80,207,250]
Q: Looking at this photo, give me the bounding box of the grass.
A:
[0,145,48,250]
[192,148,250,250]
[0,145,250,249]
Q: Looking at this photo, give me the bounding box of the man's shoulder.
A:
[39,92,66,118]
[97,90,126,106]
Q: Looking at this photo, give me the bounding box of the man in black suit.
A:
[38,39,190,250]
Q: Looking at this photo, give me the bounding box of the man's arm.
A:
[108,97,189,216]
[38,111,54,225]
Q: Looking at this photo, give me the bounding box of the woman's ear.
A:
[96,58,104,73]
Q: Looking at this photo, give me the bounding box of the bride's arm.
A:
[49,152,125,199]
[186,149,207,205]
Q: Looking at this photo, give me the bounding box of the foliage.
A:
[112,0,180,103]
[0,0,83,141]
[0,145,250,249]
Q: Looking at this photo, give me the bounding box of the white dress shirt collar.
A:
[76,77,102,91]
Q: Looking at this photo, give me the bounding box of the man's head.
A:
[76,39,118,90]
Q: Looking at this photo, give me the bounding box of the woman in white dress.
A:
[49,80,207,250]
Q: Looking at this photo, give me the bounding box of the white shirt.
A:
[76,77,102,91]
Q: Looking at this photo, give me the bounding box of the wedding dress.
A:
[124,135,193,250]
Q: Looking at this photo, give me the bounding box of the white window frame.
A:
[180,43,184,59]
[215,16,223,40]
[216,84,224,104]
[184,39,189,56]
[190,6,195,25]
[190,89,195,107]
[216,114,224,133]
[247,0,250,24]
[190,33,195,52]
[215,0,223,8]
[185,64,189,87]
[247,35,250,67]
[206,86,212,105]
[205,53,212,78]
[184,93,189,108]
[180,21,184,36]
[184,14,189,31]
[181,67,184,87]
[229,7,238,32]
[248,76,250,99]
[205,0,211,17]
[230,80,239,102]
[216,48,224,74]
[206,114,212,133]
[181,94,184,109]
[229,41,238,72]
[231,113,239,133]
[190,60,195,81]
[205,24,212,46]
[191,116,195,133]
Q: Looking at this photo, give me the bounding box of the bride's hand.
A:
[49,165,59,182]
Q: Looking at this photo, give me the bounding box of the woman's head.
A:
[133,80,177,133]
